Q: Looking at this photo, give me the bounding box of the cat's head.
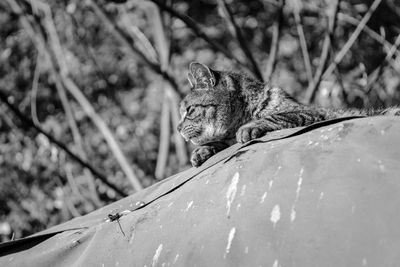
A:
[177,62,246,145]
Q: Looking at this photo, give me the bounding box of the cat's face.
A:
[177,62,244,145]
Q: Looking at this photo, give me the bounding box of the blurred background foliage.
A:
[1,0,400,241]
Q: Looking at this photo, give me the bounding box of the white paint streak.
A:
[240,185,247,196]
[268,180,274,190]
[362,258,368,266]
[290,207,296,222]
[173,254,180,264]
[272,259,279,267]
[224,227,236,258]
[120,210,130,216]
[270,205,281,228]
[136,201,145,207]
[226,172,240,216]
[152,244,163,267]
[377,160,385,172]
[267,166,280,192]
[295,168,304,201]
[129,231,135,244]
[260,192,268,203]
[244,246,249,254]
[185,201,194,211]
[205,179,210,184]
[290,168,304,223]
[236,203,241,210]
[321,134,329,140]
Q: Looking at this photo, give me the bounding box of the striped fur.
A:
[178,62,399,167]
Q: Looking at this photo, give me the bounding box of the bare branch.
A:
[54,170,82,217]
[292,0,313,84]
[217,0,263,81]
[365,33,400,94]
[120,10,159,63]
[30,52,41,126]
[147,0,248,68]
[322,0,383,80]
[304,0,340,103]
[35,0,102,205]
[0,87,127,197]
[155,92,170,180]
[338,13,400,60]
[264,0,285,81]
[88,0,182,97]
[149,2,188,175]
[7,0,143,192]
[63,75,144,191]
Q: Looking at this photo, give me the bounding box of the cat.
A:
[177,62,400,167]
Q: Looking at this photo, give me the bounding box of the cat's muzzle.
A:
[179,125,200,143]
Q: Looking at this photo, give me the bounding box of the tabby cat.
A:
[177,62,399,167]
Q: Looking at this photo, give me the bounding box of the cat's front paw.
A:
[236,123,266,143]
[190,146,216,167]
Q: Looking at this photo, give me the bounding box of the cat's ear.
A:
[189,62,216,89]
[187,72,196,88]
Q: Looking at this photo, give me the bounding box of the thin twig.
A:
[29,0,143,192]
[292,0,312,84]
[217,0,263,81]
[338,13,400,59]
[158,2,186,168]
[322,0,383,79]
[30,51,41,126]
[52,73,102,206]
[332,57,348,105]
[147,2,170,71]
[64,160,87,206]
[365,33,400,94]
[0,88,127,197]
[54,173,82,217]
[304,0,340,103]
[264,0,285,81]
[148,0,246,69]
[36,0,102,206]
[88,0,182,97]
[149,2,185,177]
[155,92,170,180]
[120,9,158,63]
[64,75,144,191]
[6,0,140,193]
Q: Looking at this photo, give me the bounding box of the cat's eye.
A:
[187,106,195,115]
[186,106,198,119]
